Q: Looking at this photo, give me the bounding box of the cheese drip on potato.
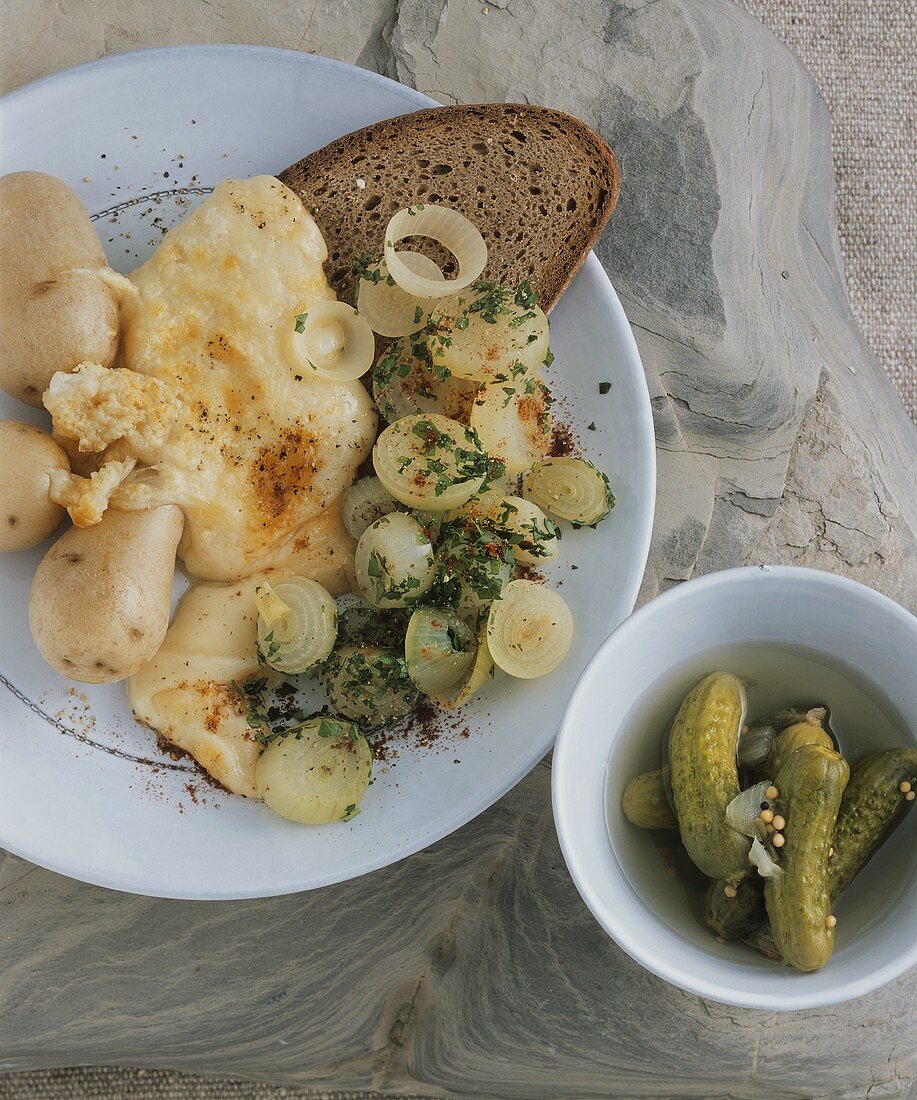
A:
[128,580,263,797]
[44,176,376,581]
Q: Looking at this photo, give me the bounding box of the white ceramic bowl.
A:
[553,565,917,1009]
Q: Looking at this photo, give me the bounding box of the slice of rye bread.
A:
[278,103,620,313]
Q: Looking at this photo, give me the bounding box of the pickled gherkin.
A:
[666,671,749,884]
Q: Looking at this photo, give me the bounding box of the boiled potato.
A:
[0,420,69,551]
[0,172,119,406]
[29,504,184,683]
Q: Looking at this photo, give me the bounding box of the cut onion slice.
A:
[286,300,374,381]
[384,205,487,299]
[357,252,444,337]
[486,579,573,679]
[523,456,614,528]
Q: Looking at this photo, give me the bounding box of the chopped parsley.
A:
[599,381,612,394]
[430,518,515,607]
[514,279,539,309]
[230,678,317,747]
[325,646,419,727]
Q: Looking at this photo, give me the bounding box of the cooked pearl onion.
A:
[486,579,573,679]
[255,717,371,825]
[354,512,435,609]
[286,300,374,381]
[470,379,552,477]
[523,456,614,527]
[427,626,495,710]
[373,413,491,512]
[427,289,549,382]
[255,577,337,674]
[384,205,487,299]
[451,491,559,565]
[405,607,476,695]
[372,336,477,424]
[341,476,402,540]
[357,252,444,337]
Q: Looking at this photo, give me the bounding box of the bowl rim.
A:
[552,564,917,1009]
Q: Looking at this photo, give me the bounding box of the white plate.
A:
[0,46,655,899]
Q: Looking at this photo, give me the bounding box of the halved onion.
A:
[451,490,559,564]
[354,512,436,609]
[255,717,371,824]
[255,577,338,674]
[428,627,494,709]
[372,336,477,424]
[372,413,493,512]
[523,456,614,527]
[405,607,476,695]
[470,378,553,477]
[323,644,419,724]
[285,300,374,381]
[384,205,487,299]
[357,252,444,337]
[341,475,402,540]
[427,285,550,382]
[486,579,573,679]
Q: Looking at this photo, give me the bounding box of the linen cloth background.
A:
[1,0,914,1097]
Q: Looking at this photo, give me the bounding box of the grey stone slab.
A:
[2,0,916,1096]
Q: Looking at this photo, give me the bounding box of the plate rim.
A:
[0,44,656,898]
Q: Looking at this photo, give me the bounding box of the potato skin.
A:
[29,505,184,683]
[0,172,119,406]
[0,420,69,551]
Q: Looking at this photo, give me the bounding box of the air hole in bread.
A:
[431,164,453,175]
[363,195,382,211]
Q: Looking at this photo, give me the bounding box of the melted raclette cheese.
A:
[82,175,375,580]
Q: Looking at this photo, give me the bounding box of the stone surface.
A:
[1,0,916,1097]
